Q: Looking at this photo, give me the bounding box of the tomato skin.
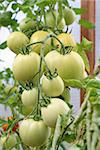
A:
[63,7,76,25]
[2,124,8,131]
[42,75,64,97]
[0,134,17,150]
[19,119,50,147]
[45,11,65,30]
[12,52,40,82]
[54,33,76,49]
[21,88,38,107]
[41,98,70,128]
[19,17,36,31]
[21,105,33,116]
[7,32,29,54]
[45,51,85,81]
[30,30,52,55]
[69,145,81,150]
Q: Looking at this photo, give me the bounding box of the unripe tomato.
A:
[30,30,52,55]
[0,12,12,27]
[41,98,70,128]
[54,33,76,49]
[69,145,80,150]
[45,11,65,30]
[83,71,88,78]
[63,7,76,25]
[0,134,17,150]
[21,105,33,116]
[61,87,70,102]
[42,75,64,97]
[19,17,36,31]
[21,88,38,107]
[12,52,40,81]
[19,119,50,147]
[7,32,29,54]
[45,51,85,81]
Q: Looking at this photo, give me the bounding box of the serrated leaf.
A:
[0,41,7,49]
[86,79,100,89]
[64,79,83,88]
[78,50,90,73]
[79,19,95,29]
[73,8,86,15]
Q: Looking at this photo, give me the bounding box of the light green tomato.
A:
[63,7,76,25]
[19,119,50,147]
[12,52,40,82]
[21,88,38,107]
[0,134,17,150]
[54,33,76,49]
[61,87,70,102]
[19,17,36,31]
[41,98,70,128]
[45,51,85,81]
[45,11,65,30]
[69,145,81,150]
[30,30,52,55]
[42,75,64,97]
[21,105,33,116]
[7,31,29,54]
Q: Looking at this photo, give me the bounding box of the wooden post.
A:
[80,0,95,104]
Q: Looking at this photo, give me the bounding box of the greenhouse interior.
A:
[0,0,100,150]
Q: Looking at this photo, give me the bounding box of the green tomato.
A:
[19,17,36,31]
[41,98,70,128]
[21,88,38,107]
[0,134,17,150]
[42,75,64,97]
[69,145,81,150]
[19,119,50,147]
[54,33,76,49]
[4,84,17,94]
[21,105,33,116]
[63,7,76,25]
[0,12,12,27]
[45,51,85,81]
[12,52,40,82]
[7,32,29,54]
[45,11,65,30]
[61,87,70,102]
[30,30,52,55]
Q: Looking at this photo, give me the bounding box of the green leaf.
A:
[79,19,95,29]
[0,119,7,127]
[73,8,86,15]
[0,41,7,49]
[86,79,100,89]
[78,50,90,73]
[64,79,83,88]
[12,3,18,10]
[81,37,93,51]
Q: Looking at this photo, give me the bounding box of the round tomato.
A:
[42,75,64,97]
[19,119,50,147]
[83,71,88,78]
[0,134,17,150]
[54,33,76,49]
[19,17,36,31]
[21,88,38,107]
[30,30,52,55]
[45,11,65,30]
[45,51,85,81]
[7,32,29,54]
[63,7,76,25]
[12,52,40,81]
[21,105,33,116]
[41,98,70,128]
[61,87,70,102]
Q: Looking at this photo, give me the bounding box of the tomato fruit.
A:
[7,32,29,54]
[61,87,70,102]
[0,134,17,150]
[69,145,81,150]
[12,52,40,81]
[42,75,64,97]
[21,88,38,107]
[45,11,65,30]
[63,7,76,25]
[19,119,50,147]
[0,12,12,27]
[41,98,70,128]
[54,33,76,49]
[45,51,85,81]
[30,30,52,55]
[21,105,33,116]
[19,17,36,31]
